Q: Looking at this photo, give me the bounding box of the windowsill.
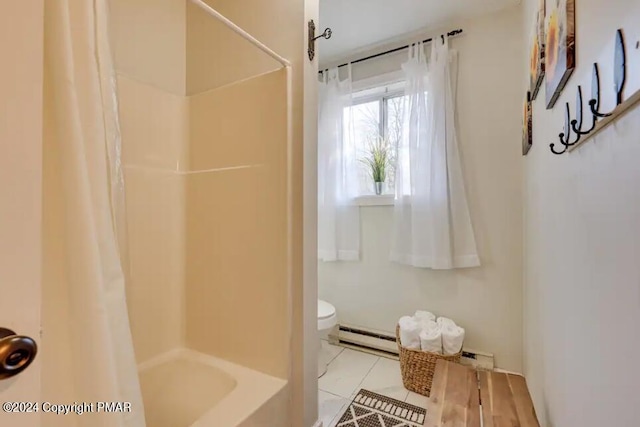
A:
[354,194,395,206]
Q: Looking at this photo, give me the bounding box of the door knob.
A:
[0,328,37,380]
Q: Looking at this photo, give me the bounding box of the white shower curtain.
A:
[43,1,145,426]
[390,39,480,269]
[318,67,360,261]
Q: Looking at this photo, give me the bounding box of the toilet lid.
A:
[318,300,336,320]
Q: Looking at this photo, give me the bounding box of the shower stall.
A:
[38,0,298,426]
[113,0,293,425]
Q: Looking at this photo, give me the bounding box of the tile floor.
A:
[318,341,428,427]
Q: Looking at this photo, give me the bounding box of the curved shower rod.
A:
[189,0,291,67]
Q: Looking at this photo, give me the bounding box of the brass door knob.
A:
[0,328,37,380]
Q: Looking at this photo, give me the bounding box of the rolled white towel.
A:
[414,310,436,323]
[440,321,465,355]
[398,316,421,350]
[419,323,443,354]
[417,318,438,333]
[436,317,456,328]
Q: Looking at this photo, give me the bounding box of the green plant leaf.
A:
[359,136,390,184]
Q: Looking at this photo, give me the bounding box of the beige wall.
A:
[0,3,44,425]
[319,5,525,372]
[303,0,321,425]
[521,1,640,426]
[185,70,289,379]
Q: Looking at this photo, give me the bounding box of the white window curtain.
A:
[318,67,361,261]
[390,39,480,270]
[43,1,145,426]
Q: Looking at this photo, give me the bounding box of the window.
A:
[343,81,408,196]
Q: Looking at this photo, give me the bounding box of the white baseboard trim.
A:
[334,324,495,370]
[311,419,323,427]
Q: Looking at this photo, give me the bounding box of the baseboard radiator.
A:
[330,323,495,370]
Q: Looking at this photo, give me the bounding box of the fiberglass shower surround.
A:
[118,1,296,427]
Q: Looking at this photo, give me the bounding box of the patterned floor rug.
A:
[334,389,426,427]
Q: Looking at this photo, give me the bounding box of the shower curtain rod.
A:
[319,29,463,74]
[189,0,291,67]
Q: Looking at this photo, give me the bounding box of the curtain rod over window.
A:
[319,29,463,74]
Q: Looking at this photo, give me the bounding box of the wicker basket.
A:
[396,325,462,397]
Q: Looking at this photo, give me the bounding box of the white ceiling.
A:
[318,0,521,63]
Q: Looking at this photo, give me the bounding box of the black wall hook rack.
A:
[572,86,597,136]
[549,29,628,155]
[308,20,332,61]
[589,64,613,118]
[551,103,576,155]
[560,103,577,146]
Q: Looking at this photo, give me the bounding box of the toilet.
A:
[317,300,338,378]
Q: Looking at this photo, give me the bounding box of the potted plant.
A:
[361,137,390,195]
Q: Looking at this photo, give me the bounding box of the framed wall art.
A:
[529,0,545,100]
[545,0,575,109]
[523,91,533,155]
